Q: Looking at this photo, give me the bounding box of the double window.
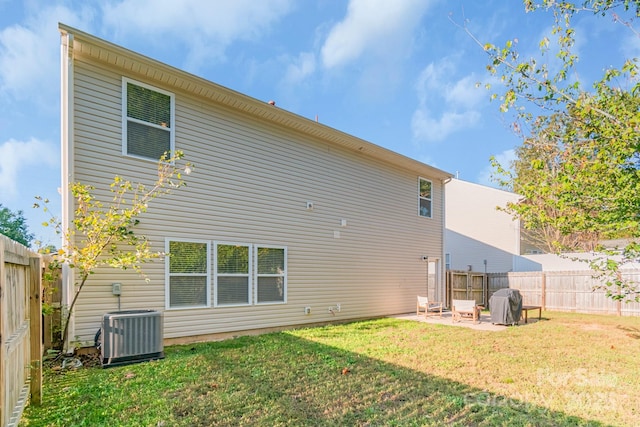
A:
[419,177,432,218]
[166,239,287,309]
[123,78,174,161]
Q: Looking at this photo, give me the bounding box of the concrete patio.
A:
[392,311,509,331]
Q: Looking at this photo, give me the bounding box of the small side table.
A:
[521,305,542,323]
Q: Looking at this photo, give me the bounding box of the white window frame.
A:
[122,77,175,162]
[214,241,253,307]
[418,177,433,218]
[254,245,288,305]
[165,238,211,310]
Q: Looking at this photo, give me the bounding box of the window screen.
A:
[124,80,173,160]
[256,247,286,303]
[216,244,251,305]
[419,178,432,218]
[168,241,209,308]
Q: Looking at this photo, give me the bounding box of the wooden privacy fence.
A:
[488,270,640,316]
[0,235,42,427]
[447,270,640,316]
[446,270,486,307]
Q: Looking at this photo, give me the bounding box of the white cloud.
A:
[320,0,433,69]
[621,32,640,62]
[0,22,54,103]
[0,138,57,199]
[445,74,486,109]
[101,0,293,70]
[0,5,92,105]
[414,61,449,97]
[477,148,515,187]
[411,57,485,142]
[412,109,480,142]
[283,52,317,85]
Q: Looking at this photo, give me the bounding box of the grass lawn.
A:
[20,311,640,426]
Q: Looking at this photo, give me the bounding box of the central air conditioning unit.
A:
[100,309,164,368]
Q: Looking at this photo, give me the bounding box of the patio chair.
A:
[416,296,443,318]
[452,299,481,324]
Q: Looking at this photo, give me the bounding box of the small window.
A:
[166,240,210,308]
[255,246,287,304]
[445,253,451,270]
[123,78,174,161]
[215,243,251,306]
[419,177,432,218]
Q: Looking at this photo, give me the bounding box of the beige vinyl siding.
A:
[69,51,446,342]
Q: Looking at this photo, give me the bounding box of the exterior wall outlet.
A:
[304,306,311,315]
[112,282,122,296]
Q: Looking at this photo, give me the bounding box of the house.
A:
[445,179,541,274]
[59,24,452,345]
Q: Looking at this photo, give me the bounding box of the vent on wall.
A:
[101,309,164,368]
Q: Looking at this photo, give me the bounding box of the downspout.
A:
[440,176,452,305]
[60,27,75,353]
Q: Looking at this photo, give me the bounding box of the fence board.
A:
[0,236,42,427]
[29,257,42,406]
[487,270,640,316]
[446,271,486,306]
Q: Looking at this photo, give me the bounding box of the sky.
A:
[0,0,636,248]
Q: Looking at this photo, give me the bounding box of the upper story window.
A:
[123,78,174,161]
[419,177,432,218]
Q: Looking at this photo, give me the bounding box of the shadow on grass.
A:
[23,325,611,427]
[617,325,640,339]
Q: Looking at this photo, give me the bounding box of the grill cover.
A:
[489,288,523,325]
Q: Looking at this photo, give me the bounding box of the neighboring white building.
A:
[59,25,453,345]
[517,252,640,272]
[445,179,540,273]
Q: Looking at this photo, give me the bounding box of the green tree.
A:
[0,204,34,246]
[471,1,640,301]
[38,244,58,254]
[36,151,192,350]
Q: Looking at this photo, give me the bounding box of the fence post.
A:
[446,270,450,308]
[29,257,42,406]
[483,273,488,306]
[541,272,546,311]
